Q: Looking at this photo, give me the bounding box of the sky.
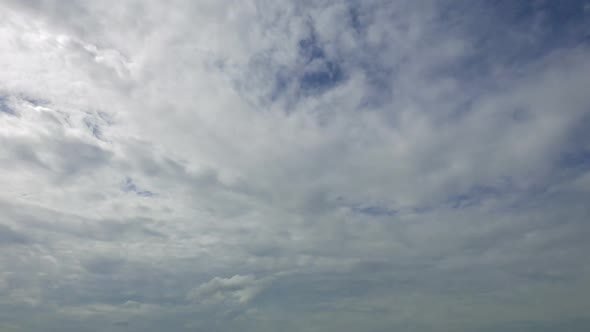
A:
[1,1,590,331]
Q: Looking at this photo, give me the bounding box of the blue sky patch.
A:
[122,177,155,197]
[0,96,15,115]
[297,26,346,94]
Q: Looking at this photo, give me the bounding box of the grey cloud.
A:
[0,224,30,245]
[53,139,112,178]
[0,200,166,244]
[82,256,127,275]
[479,318,590,332]
[0,0,590,331]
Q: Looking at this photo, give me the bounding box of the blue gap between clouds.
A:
[269,21,348,111]
[353,205,397,217]
[0,96,15,115]
[297,23,344,94]
[558,116,590,169]
[447,184,506,209]
[83,117,103,140]
[434,0,590,94]
[270,4,396,109]
[122,177,155,197]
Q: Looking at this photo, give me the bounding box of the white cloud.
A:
[187,274,269,304]
[1,1,590,331]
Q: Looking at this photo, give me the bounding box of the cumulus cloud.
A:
[1,1,590,331]
[187,274,269,305]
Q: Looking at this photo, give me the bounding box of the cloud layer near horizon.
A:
[1,1,590,331]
